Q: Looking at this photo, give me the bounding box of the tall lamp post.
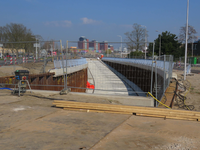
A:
[32,36,38,59]
[141,25,147,59]
[117,35,122,58]
[156,30,161,58]
[36,38,38,60]
[184,0,189,80]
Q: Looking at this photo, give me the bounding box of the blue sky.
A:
[0,0,199,45]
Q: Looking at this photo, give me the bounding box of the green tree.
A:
[124,23,148,51]
[148,31,184,58]
[128,51,144,58]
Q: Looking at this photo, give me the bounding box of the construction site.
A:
[0,50,200,149]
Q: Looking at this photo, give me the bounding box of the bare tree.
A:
[179,24,197,43]
[124,23,147,51]
[2,23,39,57]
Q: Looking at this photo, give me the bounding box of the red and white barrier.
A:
[10,57,13,65]
[23,57,25,63]
[4,57,7,65]
[34,57,36,63]
[26,57,28,63]
[15,57,17,64]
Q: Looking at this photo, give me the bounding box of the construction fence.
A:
[0,40,174,107]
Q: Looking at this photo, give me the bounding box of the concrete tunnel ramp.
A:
[86,58,145,96]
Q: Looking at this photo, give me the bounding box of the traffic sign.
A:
[33,43,40,47]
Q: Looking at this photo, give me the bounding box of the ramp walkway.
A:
[87,59,143,96]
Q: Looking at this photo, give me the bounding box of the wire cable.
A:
[173,78,194,111]
[147,92,171,109]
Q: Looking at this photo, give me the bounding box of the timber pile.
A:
[53,100,200,121]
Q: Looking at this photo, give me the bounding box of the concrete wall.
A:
[49,64,88,77]
[103,60,166,101]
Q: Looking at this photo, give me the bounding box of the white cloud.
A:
[44,20,72,27]
[81,17,101,25]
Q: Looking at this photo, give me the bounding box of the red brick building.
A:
[108,45,114,51]
[78,36,89,49]
[89,40,100,50]
[100,41,108,51]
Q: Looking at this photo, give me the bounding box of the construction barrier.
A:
[86,81,95,89]
[4,57,7,65]
[10,57,13,65]
[23,57,25,63]
[26,57,28,63]
[34,57,36,63]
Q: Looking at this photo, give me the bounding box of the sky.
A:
[0,0,200,47]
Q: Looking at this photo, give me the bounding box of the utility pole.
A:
[36,38,38,59]
[184,0,189,80]
[141,25,147,59]
[117,35,122,58]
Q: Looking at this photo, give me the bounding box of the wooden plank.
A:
[166,116,197,121]
[54,103,200,117]
[53,101,200,115]
[63,108,132,114]
[135,113,166,118]
[56,105,133,113]
[53,101,200,121]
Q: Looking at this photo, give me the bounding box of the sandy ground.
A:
[0,90,200,150]
[0,63,200,149]
[0,61,54,77]
[172,68,200,111]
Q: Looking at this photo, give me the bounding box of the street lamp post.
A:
[192,36,194,57]
[50,44,53,57]
[36,38,38,60]
[117,35,122,58]
[184,0,189,80]
[156,30,161,58]
[141,25,147,59]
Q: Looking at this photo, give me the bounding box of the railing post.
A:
[155,56,157,106]
[150,42,155,94]
[65,40,68,90]
[163,55,166,93]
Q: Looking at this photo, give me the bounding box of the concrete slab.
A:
[25,90,154,107]
[49,64,88,77]
[0,91,130,150]
[90,115,200,150]
[69,92,154,107]
[1,90,200,150]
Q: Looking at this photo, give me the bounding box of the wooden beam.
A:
[53,101,200,121]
